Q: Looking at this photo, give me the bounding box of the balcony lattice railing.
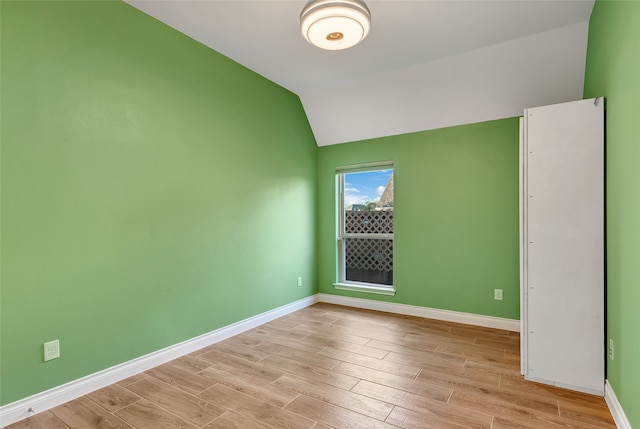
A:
[344,211,393,274]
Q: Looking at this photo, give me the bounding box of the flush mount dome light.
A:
[300,0,371,50]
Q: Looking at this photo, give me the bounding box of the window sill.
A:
[333,282,396,296]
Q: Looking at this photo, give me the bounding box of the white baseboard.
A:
[317,293,521,332]
[0,295,319,428]
[6,293,629,429]
[0,293,522,428]
[605,380,632,429]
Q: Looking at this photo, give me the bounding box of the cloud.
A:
[343,181,387,207]
[344,194,368,208]
[344,183,368,207]
[345,184,360,193]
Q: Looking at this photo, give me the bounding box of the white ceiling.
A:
[125,0,595,146]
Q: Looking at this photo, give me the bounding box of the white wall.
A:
[302,22,589,146]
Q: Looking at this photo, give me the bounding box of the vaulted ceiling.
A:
[125,0,595,146]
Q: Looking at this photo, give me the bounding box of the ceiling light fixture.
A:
[300,0,371,51]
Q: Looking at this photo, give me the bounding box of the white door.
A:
[521,98,604,395]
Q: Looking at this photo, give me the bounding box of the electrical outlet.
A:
[494,289,503,301]
[609,338,614,361]
[297,276,302,287]
[44,340,60,362]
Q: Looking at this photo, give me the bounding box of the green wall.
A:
[584,0,640,425]
[0,1,318,405]
[318,119,520,319]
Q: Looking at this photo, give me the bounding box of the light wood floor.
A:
[7,303,616,429]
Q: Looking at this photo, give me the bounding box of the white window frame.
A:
[333,161,396,296]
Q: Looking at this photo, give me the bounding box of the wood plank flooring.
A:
[7,303,616,429]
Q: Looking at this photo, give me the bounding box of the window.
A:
[335,162,395,295]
